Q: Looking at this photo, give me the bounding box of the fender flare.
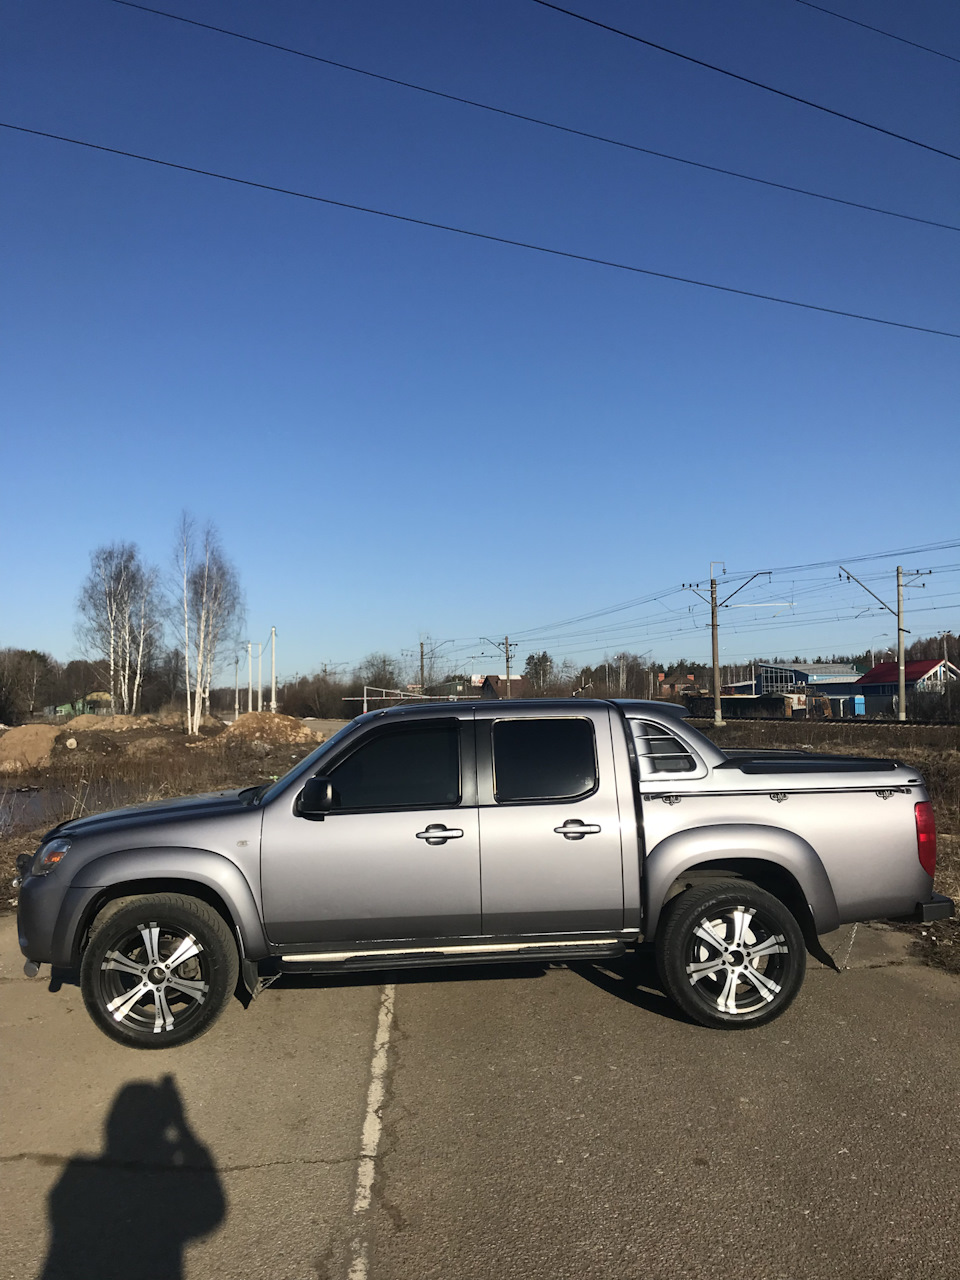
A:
[55,847,269,965]
[642,823,840,938]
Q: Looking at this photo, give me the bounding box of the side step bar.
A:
[279,938,626,974]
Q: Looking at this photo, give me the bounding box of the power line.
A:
[734,538,960,578]
[786,0,960,65]
[8,123,956,337]
[510,543,960,643]
[530,0,960,162]
[104,0,959,234]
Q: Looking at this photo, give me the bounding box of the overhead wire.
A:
[8,122,956,338]
[103,0,960,234]
[530,0,960,162]
[498,549,960,663]
[786,0,960,65]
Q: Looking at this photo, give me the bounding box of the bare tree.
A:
[0,649,57,724]
[175,516,244,735]
[77,544,159,715]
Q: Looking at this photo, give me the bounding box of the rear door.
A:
[475,706,625,935]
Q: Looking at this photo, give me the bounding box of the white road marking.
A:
[346,983,396,1280]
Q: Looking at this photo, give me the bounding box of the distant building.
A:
[854,659,959,715]
[479,674,534,700]
[658,671,699,696]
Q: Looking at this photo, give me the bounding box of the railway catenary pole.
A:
[897,566,906,722]
[270,627,277,714]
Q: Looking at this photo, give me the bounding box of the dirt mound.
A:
[63,714,160,732]
[63,714,102,730]
[216,712,318,745]
[0,725,60,774]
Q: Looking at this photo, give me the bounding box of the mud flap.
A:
[239,956,281,1001]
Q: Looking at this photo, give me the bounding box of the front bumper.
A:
[909,892,955,923]
[17,872,99,968]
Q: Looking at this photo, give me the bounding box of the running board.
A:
[279,938,626,974]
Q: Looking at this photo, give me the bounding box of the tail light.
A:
[915,802,937,877]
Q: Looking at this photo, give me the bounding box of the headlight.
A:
[34,838,72,874]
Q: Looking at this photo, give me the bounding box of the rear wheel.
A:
[655,882,806,1029]
[80,894,238,1048]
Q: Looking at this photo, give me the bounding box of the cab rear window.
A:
[493,718,597,802]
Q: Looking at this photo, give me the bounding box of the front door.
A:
[476,708,625,936]
[261,716,480,946]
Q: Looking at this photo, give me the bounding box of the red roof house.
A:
[857,659,958,689]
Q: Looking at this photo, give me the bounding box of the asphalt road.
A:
[1,916,957,1280]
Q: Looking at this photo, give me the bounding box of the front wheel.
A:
[655,882,806,1029]
[80,894,239,1048]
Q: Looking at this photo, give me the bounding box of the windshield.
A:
[254,719,363,806]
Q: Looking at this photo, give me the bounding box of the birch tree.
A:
[176,516,244,735]
[78,544,158,715]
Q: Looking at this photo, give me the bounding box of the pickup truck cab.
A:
[16,700,953,1047]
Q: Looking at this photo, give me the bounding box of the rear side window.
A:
[493,718,597,802]
[326,721,461,810]
[630,721,697,775]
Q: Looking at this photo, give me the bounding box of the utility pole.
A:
[234,656,239,722]
[270,627,277,713]
[482,636,517,699]
[257,643,263,713]
[247,642,253,714]
[420,640,425,697]
[685,566,769,728]
[897,566,906,722]
[710,576,722,727]
[841,564,927,723]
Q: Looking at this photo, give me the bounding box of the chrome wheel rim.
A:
[97,920,210,1035]
[685,905,789,1016]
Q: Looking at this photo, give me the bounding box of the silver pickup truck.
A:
[16,699,953,1047]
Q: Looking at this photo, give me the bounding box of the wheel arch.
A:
[57,848,269,968]
[642,824,839,941]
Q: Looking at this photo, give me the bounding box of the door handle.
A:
[416,824,464,845]
[554,819,601,840]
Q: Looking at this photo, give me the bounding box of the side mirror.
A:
[296,776,335,820]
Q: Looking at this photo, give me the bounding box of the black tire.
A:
[655,881,806,1030]
[80,893,239,1049]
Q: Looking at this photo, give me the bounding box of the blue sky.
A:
[2,0,958,680]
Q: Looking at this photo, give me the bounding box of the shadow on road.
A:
[569,949,692,1023]
[38,1075,225,1280]
[284,952,691,1023]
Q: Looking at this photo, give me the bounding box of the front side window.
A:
[493,718,597,802]
[630,720,698,776]
[325,721,461,810]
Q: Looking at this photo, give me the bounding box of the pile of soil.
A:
[63,713,164,732]
[213,712,319,746]
[0,725,60,774]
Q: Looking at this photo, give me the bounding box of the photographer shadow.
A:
[39,1075,225,1280]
